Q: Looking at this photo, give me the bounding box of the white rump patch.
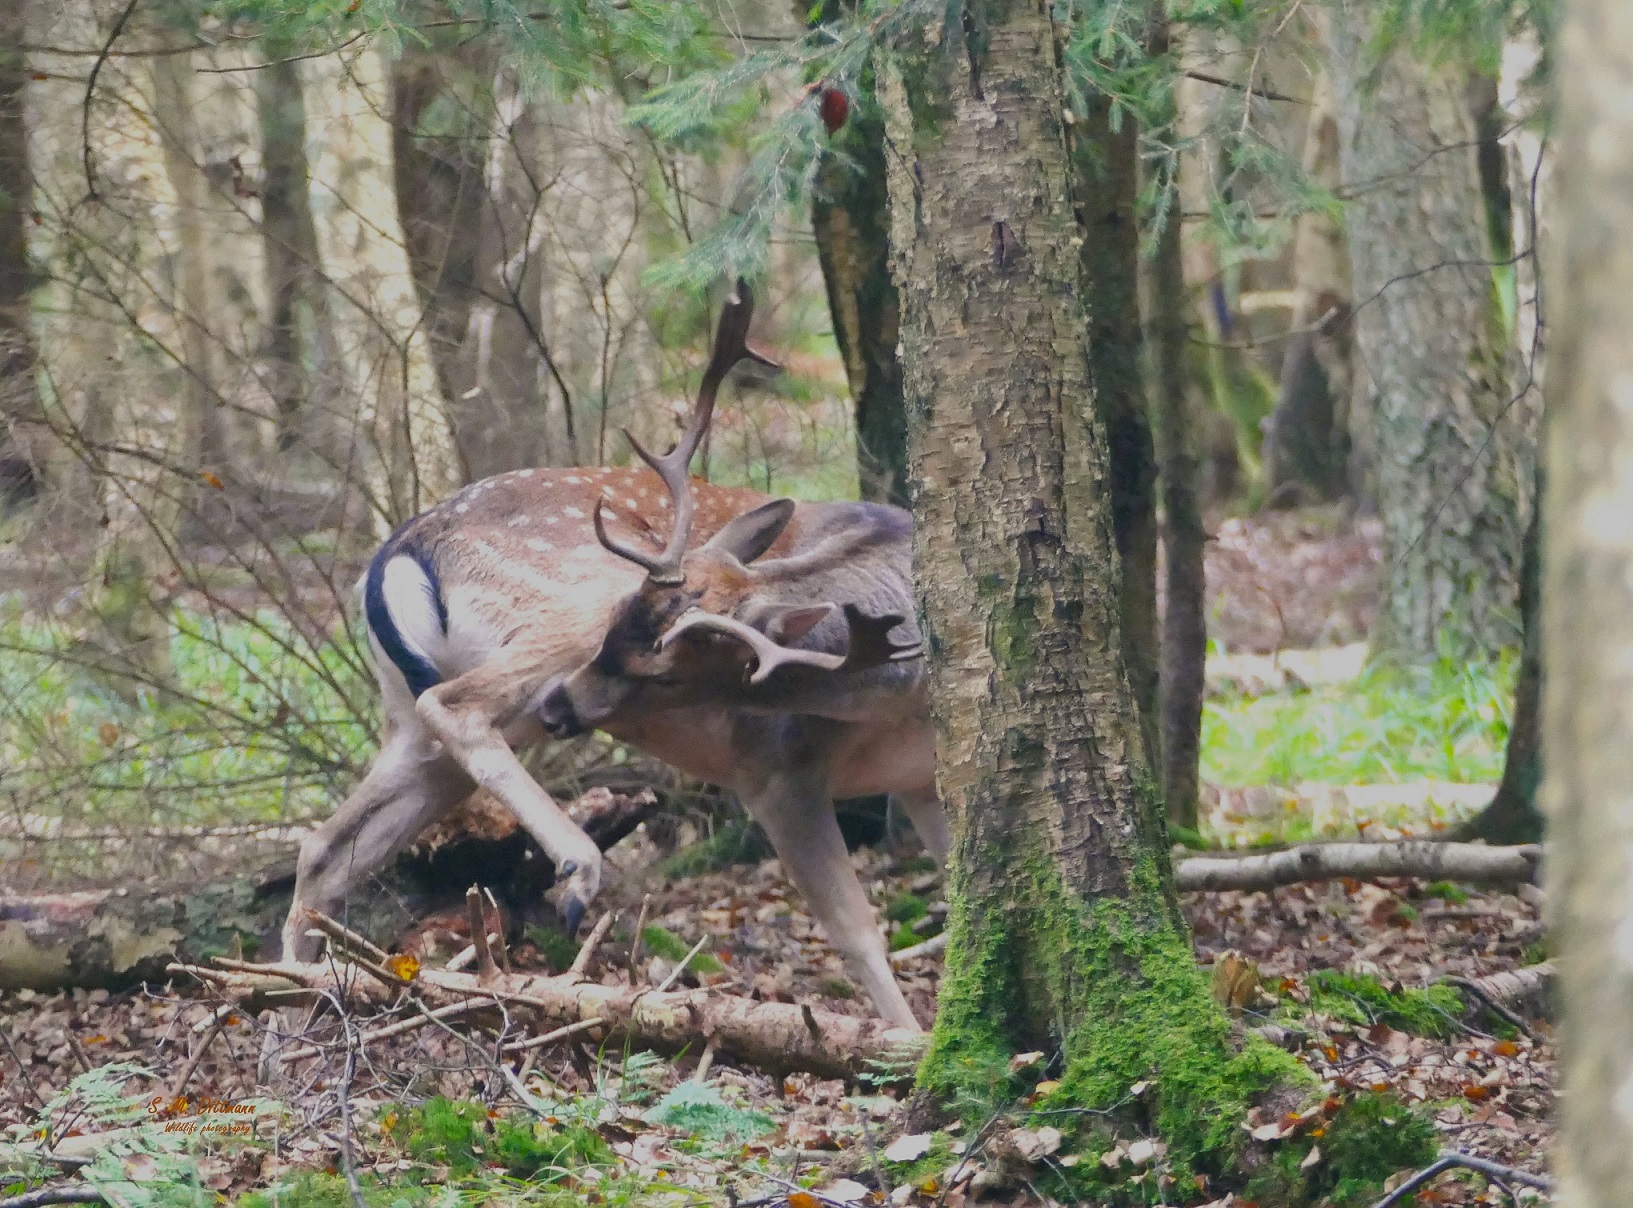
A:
[378,555,445,676]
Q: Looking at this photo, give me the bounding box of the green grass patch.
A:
[885,892,928,925]
[0,603,373,845]
[1202,655,1514,788]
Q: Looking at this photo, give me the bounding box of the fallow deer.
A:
[280,283,943,1031]
[534,457,943,1032]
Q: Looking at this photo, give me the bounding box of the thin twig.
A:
[167,1019,223,1101]
[655,935,710,993]
[1371,1150,1551,1208]
[569,912,616,980]
[82,0,142,200]
[304,910,391,965]
[500,1017,606,1055]
[482,889,512,975]
[282,998,499,1063]
[465,887,498,983]
[630,893,652,975]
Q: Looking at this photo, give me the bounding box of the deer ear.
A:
[703,498,796,565]
[757,603,837,646]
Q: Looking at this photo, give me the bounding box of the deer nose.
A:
[537,682,584,739]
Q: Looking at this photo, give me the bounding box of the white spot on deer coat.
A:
[563,506,585,519]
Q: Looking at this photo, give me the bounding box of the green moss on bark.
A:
[918,835,1309,1180]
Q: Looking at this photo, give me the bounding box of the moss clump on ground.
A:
[238,1171,429,1208]
[886,892,929,925]
[657,819,771,878]
[1300,970,1467,1039]
[916,842,1310,1188]
[1242,1093,1438,1207]
[385,1097,611,1180]
[639,925,725,974]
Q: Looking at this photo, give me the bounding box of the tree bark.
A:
[253,56,327,452]
[1542,1,1633,1199]
[1326,2,1532,664]
[300,47,464,528]
[883,0,1298,1168]
[0,3,42,505]
[1072,95,1160,765]
[1262,64,1354,507]
[1460,465,1543,844]
[1144,58,1207,833]
[807,52,909,506]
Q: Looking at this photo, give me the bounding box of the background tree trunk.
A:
[1148,202,1207,835]
[301,47,463,528]
[1262,63,1353,507]
[1543,1,1633,1198]
[1327,1,1532,664]
[0,1,42,506]
[254,56,327,453]
[1072,95,1159,764]
[883,0,1298,1165]
[809,74,908,507]
[1461,469,1543,844]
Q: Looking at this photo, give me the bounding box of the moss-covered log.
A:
[882,0,1309,1188]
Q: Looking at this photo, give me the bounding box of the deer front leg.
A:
[741,774,923,1032]
[282,728,474,962]
[415,664,604,933]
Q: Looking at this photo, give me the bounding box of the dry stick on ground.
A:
[167,1017,224,1100]
[1372,1150,1552,1208]
[1442,962,1555,1037]
[1173,841,1542,892]
[0,1187,108,1208]
[281,997,501,1063]
[569,913,615,979]
[170,952,923,1082]
[463,888,499,983]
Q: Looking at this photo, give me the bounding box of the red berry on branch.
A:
[819,87,849,135]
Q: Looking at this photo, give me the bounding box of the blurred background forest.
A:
[0,0,1544,887]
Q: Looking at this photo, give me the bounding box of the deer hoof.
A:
[561,893,587,936]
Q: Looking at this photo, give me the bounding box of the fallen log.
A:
[1174,841,1541,893]
[174,943,925,1083]
[0,789,657,992]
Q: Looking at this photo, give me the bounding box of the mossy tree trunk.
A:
[1326,2,1532,663]
[1542,4,1633,1198]
[807,1,909,507]
[1072,94,1160,766]
[882,0,1299,1172]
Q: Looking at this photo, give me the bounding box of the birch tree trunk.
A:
[1542,2,1633,1200]
[1327,2,1532,663]
[302,44,462,528]
[883,0,1300,1166]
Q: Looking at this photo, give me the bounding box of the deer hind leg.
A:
[414,662,604,933]
[892,787,950,866]
[742,776,922,1032]
[282,727,474,962]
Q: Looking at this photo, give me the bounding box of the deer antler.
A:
[594,279,779,585]
[660,603,923,685]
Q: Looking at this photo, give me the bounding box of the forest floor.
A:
[0,507,1552,1207]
